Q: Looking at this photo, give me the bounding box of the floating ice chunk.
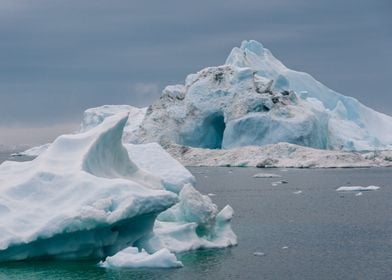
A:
[282,246,289,250]
[253,173,281,178]
[0,114,177,261]
[138,186,237,253]
[356,192,363,196]
[208,193,216,197]
[272,180,288,186]
[253,251,265,256]
[293,190,303,194]
[99,247,183,269]
[336,186,380,192]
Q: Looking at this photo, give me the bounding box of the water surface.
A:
[0,160,391,279]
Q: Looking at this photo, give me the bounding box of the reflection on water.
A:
[0,249,232,280]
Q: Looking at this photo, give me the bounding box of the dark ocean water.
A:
[0,155,391,279]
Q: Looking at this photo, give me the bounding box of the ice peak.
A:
[240,40,265,56]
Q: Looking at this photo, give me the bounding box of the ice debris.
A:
[336,186,380,192]
[99,247,183,269]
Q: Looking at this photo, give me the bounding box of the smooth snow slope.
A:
[126,40,392,151]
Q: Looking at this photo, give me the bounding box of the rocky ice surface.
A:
[166,142,392,168]
[0,114,236,267]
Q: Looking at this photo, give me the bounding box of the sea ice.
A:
[336,186,380,192]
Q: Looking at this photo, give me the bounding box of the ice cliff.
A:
[0,114,236,265]
[124,40,392,151]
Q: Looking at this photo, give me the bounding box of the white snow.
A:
[253,173,281,178]
[12,143,51,157]
[0,113,237,264]
[99,247,183,269]
[336,186,380,192]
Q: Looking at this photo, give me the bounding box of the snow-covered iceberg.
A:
[124,40,392,151]
[0,113,236,264]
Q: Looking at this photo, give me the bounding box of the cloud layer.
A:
[0,0,391,144]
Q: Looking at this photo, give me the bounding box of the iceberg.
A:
[80,104,147,144]
[0,113,236,264]
[123,40,392,151]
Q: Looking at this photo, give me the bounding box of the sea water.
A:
[0,156,391,279]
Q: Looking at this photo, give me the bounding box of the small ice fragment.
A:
[336,186,380,192]
[99,247,183,269]
[282,246,289,250]
[204,175,208,178]
[271,180,288,186]
[355,192,363,196]
[253,173,281,178]
[253,252,265,256]
[293,190,302,194]
[207,193,216,197]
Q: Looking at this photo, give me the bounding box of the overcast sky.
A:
[0,0,391,146]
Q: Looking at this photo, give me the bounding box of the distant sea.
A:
[0,159,392,279]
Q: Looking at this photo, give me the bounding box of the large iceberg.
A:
[0,113,236,264]
[14,40,392,168]
[124,40,392,151]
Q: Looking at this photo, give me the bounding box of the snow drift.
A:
[0,114,236,264]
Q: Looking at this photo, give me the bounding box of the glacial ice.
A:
[0,113,237,264]
[124,40,392,151]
